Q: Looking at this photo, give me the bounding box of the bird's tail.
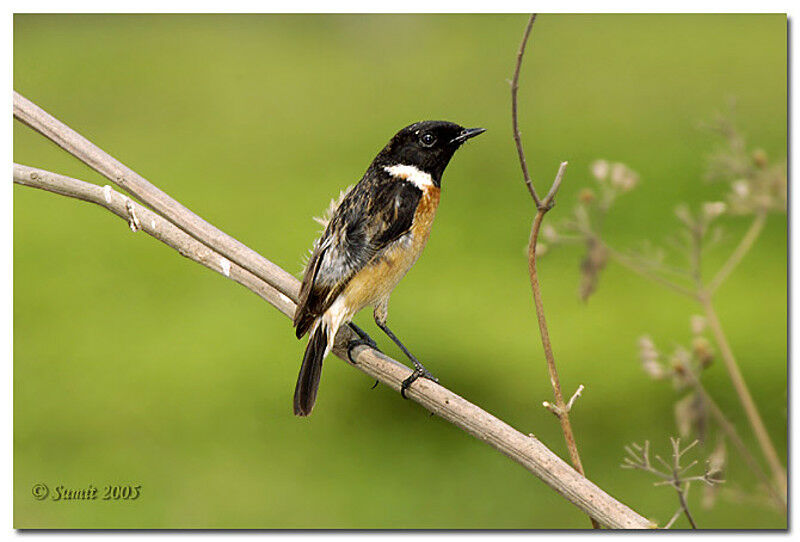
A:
[293,322,329,416]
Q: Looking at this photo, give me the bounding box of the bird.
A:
[292,120,485,416]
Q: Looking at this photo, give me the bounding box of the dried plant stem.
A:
[683,366,786,511]
[698,294,787,499]
[604,208,784,502]
[13,91,298,301]
[684,214,785,499]
[14,95,654,528]
[530,170,599,530]
[675,482,697,529]
[708,212,767,293]
[621,438,712,528]
[603,243,697,299]
[511,14,541,207]
[528,189,586,474]
[13,164,296,316]
[662,507,683,530]
[511,13,599,530]
[669,439,698,529]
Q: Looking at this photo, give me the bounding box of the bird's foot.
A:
[347,323,380,364]
[400,363,438,399]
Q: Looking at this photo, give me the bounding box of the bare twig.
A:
[680,218,786,498]
[510,14,540,207]
[13,91,298,302]
[670,438,698,529]
[13,164,296,317]
[566,384,585,413]
[511,14,599,530]
[605,205,784,502]
[13,112,653,528]
[623,438,723,528]
[681,365,785,510]
[708,212,767,293]
[662,506,683,529]
[675,481,697,529]
[699,294,787,499]
[603,243,697,299]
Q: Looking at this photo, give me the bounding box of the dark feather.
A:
[293,170,422,338]
[293,324,327,416]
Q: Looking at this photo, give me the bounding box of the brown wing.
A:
[293,174,422,338]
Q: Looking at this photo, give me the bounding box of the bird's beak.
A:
[451,127,486,144]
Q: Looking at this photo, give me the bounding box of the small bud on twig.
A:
[542,401,562,417]
[566,384,585,412]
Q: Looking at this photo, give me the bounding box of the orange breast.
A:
[338,185,441,314]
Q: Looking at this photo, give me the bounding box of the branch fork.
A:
[543,384,584,417]
[511,14,598,530]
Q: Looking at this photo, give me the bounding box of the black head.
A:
[373,120,485,185]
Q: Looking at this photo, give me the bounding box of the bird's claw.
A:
[347,337,380,364]
[400,366,438,398]
[346,324,380,364]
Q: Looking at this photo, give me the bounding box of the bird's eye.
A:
[420,133,436,147]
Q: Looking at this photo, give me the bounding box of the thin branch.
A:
[566,384,585,413]
[669,439,698,529]
[662,507,683,529]
[510,13,541,207]
[682,365,786,510]
[528,152,601,532]
[13,91,299,302]
[675,481,698,529]
[679,208,787,503]
[511,14,598,530]
[606,204,783,501]
[623,439,708,528]
[699,295,787,500]
[708,212,767,293]
[12,162,653,529]
[13,165,295,319]
[603,243,697,299]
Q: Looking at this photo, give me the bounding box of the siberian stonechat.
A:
[292,121,485,416]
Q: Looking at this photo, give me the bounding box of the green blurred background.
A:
[14,14,786,529]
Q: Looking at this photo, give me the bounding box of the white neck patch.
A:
[384,164,434,190]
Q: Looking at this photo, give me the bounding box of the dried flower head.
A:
[674,204,694,227]
[638,335,667,380]
[705,113,786,216]
[732,180,750,198]
[535,242,549,256]
[691,336,714,368]
[675,393,706,440]
[669,347,692,389]
[579,237,608,302]
[702,201,727,221]
[541,224,558,243]
[702,438,727,509]
[591,159,610,182]
[690,315,707,335]
[752,148,768,169]
[578,187,595,204]
[610,162,639,192]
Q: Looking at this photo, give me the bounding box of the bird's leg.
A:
[372,308,438,398]
[346,322,380,364]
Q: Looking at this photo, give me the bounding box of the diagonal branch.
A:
[708,212,767,294]
[13,91,298,302]
[12,160,652,531]
[13,163,295,318]
[681,364,785,511]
